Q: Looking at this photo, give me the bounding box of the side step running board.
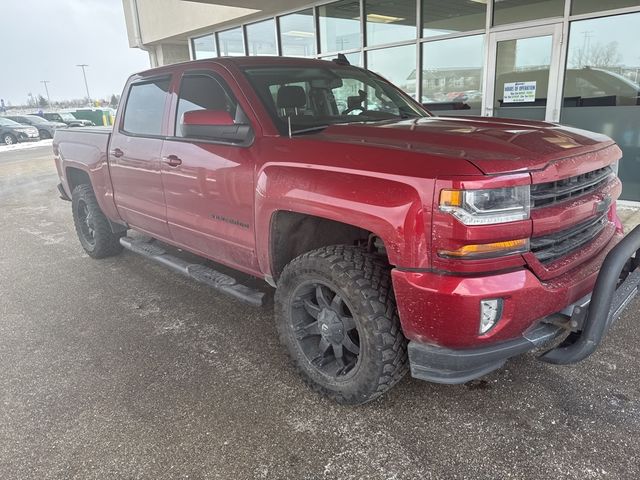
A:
[119,237,265,307]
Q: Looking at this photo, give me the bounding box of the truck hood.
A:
[316,116,616,175]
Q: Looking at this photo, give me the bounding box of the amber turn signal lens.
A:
[439,239,529,259]
[439,189,462,207]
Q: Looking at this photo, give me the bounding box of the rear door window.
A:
[122,78,170,136]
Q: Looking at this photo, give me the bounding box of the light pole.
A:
[76,64,91,104]
[40,80,51,106]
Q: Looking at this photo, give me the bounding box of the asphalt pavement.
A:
[1,144,639,480]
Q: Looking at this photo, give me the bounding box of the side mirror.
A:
[181,109,252,143]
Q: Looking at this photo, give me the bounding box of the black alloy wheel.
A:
[292,280,361,379]
[71,184,124,258]
[275,245,408,404]
[76,198,96,248]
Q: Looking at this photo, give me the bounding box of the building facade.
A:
[123,0,640,202]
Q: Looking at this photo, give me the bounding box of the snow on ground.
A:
[0,139,53,154]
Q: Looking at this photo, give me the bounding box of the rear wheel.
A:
[275,245,408,405]
[3,134,16,145]
[72,184,124,258]
[39,130,51,139]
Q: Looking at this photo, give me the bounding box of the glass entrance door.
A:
[484,24,563,122]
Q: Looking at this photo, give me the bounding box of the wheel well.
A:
[270,211,387,281]
[66,167,91,192]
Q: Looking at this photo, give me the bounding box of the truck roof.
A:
[135,56,350,78]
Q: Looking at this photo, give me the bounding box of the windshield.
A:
[0,117,21,126]
[59,113,77,121]
[24,115,47,124]
[242,64,428,135]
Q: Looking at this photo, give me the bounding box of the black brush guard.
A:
[408,225,640,384]
[540,224,640,364]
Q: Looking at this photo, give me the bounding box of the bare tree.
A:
[572,41,622,68]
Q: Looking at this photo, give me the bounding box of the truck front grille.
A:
[531,166,613,209]
[531,213,608,264]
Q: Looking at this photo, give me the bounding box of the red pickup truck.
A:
[54,56,640,404]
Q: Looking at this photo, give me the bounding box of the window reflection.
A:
[246,20,277,56]
[218,28,245,57]
[367,44,417,96]
[421,35,484,114]
[422,0,486,37]
[365,0,416,46]
[561,12,640,201]
[193,34,216,59]
[318,0,361,53]
[493,0,564,26]
[280,10,316,56]
[564,14,640,106]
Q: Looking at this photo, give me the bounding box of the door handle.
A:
[162,154,182,167]
[111,148,124,158]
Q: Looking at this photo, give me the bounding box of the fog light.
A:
[480,299,503,334]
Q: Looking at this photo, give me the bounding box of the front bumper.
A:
[402,225,640,384]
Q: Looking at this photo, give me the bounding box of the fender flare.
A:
[60,153,122,224]
[254,164,434,276]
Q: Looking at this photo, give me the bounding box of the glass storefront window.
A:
[192,34,216,59]
[246,19,277,56]
[218,28,245,57]
[571,0,640,15]
[365,0,416,46]
[421,35,484,114]
[422,0,486,37]
[561,12,640,201]
[493,0,565,26]
[367,44,417,97]
[279,10,316,57]
[318,0,361,53]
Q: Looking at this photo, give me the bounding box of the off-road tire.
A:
[275,245,408,405]
[71,184,124,258]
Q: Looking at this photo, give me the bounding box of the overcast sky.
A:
[1,0,150,105]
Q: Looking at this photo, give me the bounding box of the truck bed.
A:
[53,126,113,202]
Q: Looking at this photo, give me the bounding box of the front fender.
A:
[255,164,434,276]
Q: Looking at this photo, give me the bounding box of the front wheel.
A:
[39,130,51,139]
[71,184,124,258]
[3,134,17,145]
[275,245,408,405]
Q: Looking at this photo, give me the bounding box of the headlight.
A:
[440,185,530,225]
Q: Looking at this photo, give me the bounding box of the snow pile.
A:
[0,139,53,154]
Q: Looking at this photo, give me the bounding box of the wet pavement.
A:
[1,144,639,479]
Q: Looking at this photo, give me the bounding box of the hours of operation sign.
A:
[503,81,537,103]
